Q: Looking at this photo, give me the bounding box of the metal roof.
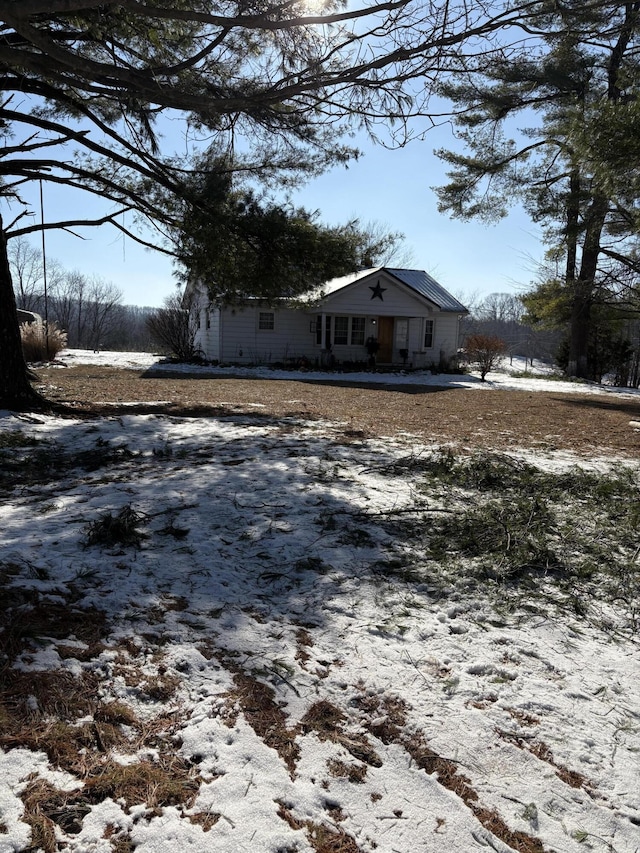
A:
[385,269,468,313]
[317,268,468,313]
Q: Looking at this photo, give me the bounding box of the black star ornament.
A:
[369,282,386,300]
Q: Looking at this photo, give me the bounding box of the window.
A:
[424,319,434,349]
[259,311,275,331]
[320,315,368,346]
[351,317,366,345]
[395,319,408,347]
[205,310,211,329]
[334,316,349,345]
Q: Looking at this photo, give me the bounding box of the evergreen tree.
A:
[167,159,407,304]
[435,1,640,379]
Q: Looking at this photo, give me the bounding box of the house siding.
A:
[207,308,221,361]
[197,305,462,368]
[194,306,220,360]
[412,312,461,369]
[315,274,462,367]
[323,272,429,316]
[219,306,314,364]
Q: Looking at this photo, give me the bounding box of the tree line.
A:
[11,238,155,352]
[462,290,640,387]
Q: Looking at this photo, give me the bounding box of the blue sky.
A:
[12,122,544,310]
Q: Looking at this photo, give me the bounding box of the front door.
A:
[377,316,394,362]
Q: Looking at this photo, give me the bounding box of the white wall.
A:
[411,312,461,369]
[191,277,464,367]
[324,273,428,316]
[219,305,315,365]
[318,274,462,367]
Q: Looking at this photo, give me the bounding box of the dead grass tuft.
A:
[21,321,67,362]
[301,700,345,736]
[295,627,313,667]
[403,732,478,802]
[529,741,590,790]
[353,690,409,741]
[141,672,182,702]
[188,810,222,831]
[277,802,364,853]
[21,778,88,853]
[301,700,382,768]
[84,505,147,549]
[110,655,181,703]
[498,730,592,792]
[108,833,136,853]
[20,756,200,851]
[94,700,141,727]
[327,759,368,783]
[0,668,101,744]
[223,659,300,775]
[83,756,200,812]
[0,597,108,667]
[472,807,545,853]
[1,714,128,776]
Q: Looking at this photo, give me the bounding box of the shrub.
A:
[146,291,201,361]
[464,333,507,381]
[20,321,67,362]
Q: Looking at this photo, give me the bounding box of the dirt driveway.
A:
[36,365,640,458]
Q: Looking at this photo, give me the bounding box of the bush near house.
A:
[20,322,67,362]
[464,333,507,381]
[146,293,201,361]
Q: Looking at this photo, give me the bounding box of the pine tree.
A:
[435,1,640,379]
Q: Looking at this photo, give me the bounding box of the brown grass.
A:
[221,658,301,776]
[0,591,108,668]
[295,627,313,667]
[188,810,221,831]
[35,364,640,457]
[472,807,545,853]
[327,759,368,783]
[20,757,201,852]
[529,742,592,791]
[498,730,593,793]
[353,689,547,853]
[301,700,382,768]
[277,801,364,853]
[21,322,67,362]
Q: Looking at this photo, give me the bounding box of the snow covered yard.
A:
[1,361,640,853]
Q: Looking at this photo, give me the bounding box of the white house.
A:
[189,267,468,369]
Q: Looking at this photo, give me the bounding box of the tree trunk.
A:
[566,9,636,379]
[0,217,44,409]
[567,281,592,379]
[567,195,608,379]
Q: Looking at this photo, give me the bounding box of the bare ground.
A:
[34,364,640,458]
